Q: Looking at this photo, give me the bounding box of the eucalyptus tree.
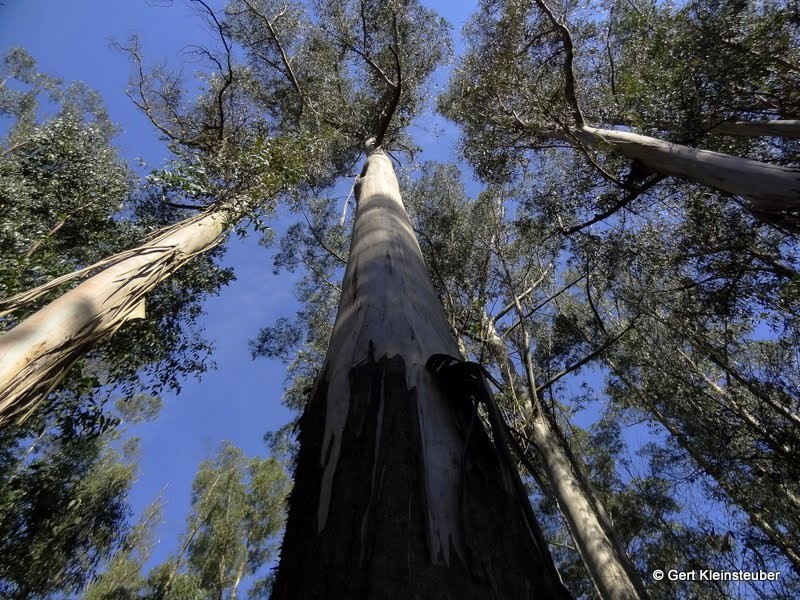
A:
[140,443,290,600]
[0,79,230,413]
[0,47,60,140]
[81,496,164,600]
[0,393,163,600]
[402,163,648,600]
[442,0,800,231]
[218,0,571,595]
[0,47,228,434]
[0,2,310,426]
[500,161,800,593]
[599,298,800,575]
[81,442,290,600]
[400,147,800,592]
[537,175,800,581]
[443,0,800,576]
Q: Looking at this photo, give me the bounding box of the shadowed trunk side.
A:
[271,150,571,599]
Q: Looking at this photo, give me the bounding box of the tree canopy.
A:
[1,0,800,598]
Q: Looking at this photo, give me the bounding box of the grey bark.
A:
[481,312,647,600]
[271,150,570,599]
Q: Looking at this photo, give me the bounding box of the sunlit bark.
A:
[0,202,245,427]
[568,126,800,226]
[271,150,570,598]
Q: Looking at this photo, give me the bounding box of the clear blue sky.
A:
[0,1,754,594]
[0,0,479,574]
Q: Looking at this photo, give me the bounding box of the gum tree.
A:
[443,0,800,231]
[218,0,572,595]
[403,163,647,600]
[0,4,309,426]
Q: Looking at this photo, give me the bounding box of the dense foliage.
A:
[2,0,800,598]
[82,442,291,600]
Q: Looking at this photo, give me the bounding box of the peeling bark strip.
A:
[569,126,800,219]
[0,201,244,427]
[272,151,571,598]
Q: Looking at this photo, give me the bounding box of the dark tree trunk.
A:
[271,150,570,599]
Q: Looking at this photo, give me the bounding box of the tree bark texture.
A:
[271,151,570,599]
[481,314,646,600]
[0,203,242,427]
[710,120,800,139]
[569,126,800,223]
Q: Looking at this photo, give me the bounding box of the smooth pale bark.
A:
[567,126,800,218]
[0,202,243,427]
[482,314,646,600]
[710,120,800,139]
[271,150,570,599]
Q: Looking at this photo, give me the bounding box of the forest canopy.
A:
[0,0,798,598]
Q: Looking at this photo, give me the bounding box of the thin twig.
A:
[241,0,305,113]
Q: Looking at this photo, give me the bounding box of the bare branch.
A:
[347,44,397,89]
[606,6,617,100]
[535,320,636,395]
[163,200,208,211]
[532,0,584,126]
[560,175,665,235]
[190,0,235,142]
[301,256,341,294]
[502,275,586,337]
[300,209,347,265]
[241,0,305,112]
[114,39,191,145]
[493,265,552,323]
[0,140,31,157]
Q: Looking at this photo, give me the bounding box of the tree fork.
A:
[271,150,570,598]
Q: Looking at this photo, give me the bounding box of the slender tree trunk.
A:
[605,358,800,575]
[710,119,800,139]
[0,201,245,427]
[229,549,248,600]
[481,313,646,600]
[271,150,570,599]
[564,126,800,225]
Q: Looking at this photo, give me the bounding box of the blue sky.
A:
[1,1,767,595]
[0,0,480,575]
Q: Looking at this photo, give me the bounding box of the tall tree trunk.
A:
[481,313,646,600]
[271,150,571,599]
[0,201,245,427]
[564,126,800,228]
[710,119,800,139]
